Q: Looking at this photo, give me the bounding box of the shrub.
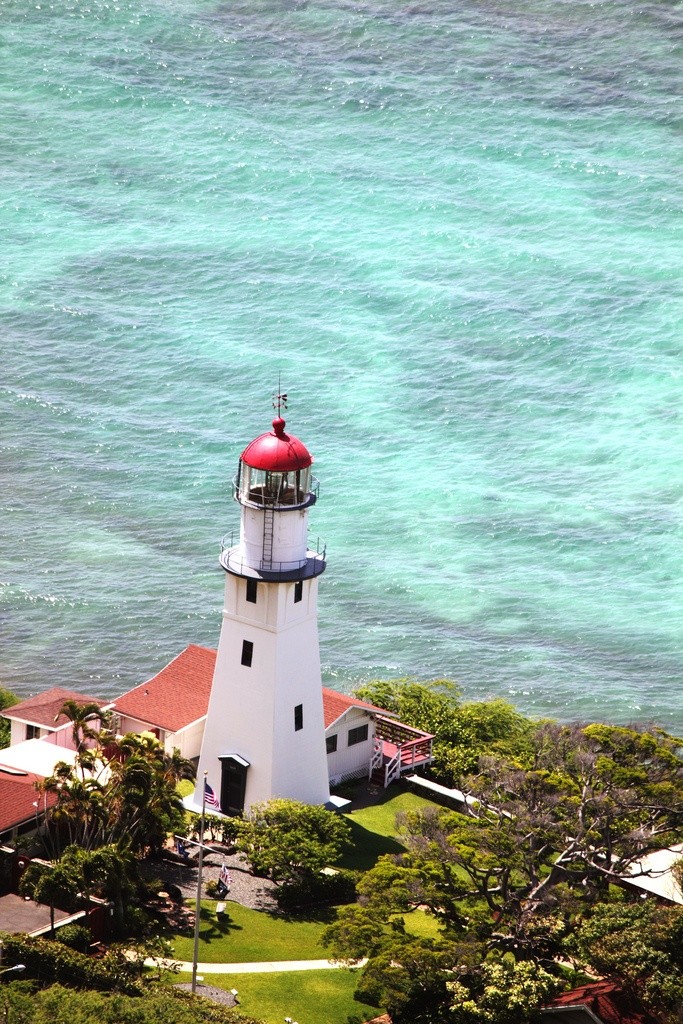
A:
[126,905,153,936]
[276,869,358,911]
[55,925,90,953]
[186,813,241,848]
[238,799,352,882]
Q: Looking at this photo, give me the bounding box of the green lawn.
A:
[171,901,333,963]
[337,786,442,871]
[176,968,380,1024]
[166,784,444,1023]
[400,908,443,940]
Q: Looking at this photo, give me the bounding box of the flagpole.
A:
[191,770,207,994]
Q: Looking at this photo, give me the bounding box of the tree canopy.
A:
[324,717,683,1022]
[566,900,683,1018]
[0,684,19,747]
[27,706,195,939]
[353,678,534,781]
[237,798,352,883]
[0,983,265,1024]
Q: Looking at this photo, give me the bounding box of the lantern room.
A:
[235,417,317,510]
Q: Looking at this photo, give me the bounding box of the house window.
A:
[326,734,338,755]
[294,704,303,731]
[294,580,303,603]
[26,724,40,741]
[241,640,254,667]
[246,578,258,604]
[348,724,369,747]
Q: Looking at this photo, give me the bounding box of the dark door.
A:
[219,756,249,815]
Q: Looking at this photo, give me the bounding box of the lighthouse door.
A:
[219,755,250,815]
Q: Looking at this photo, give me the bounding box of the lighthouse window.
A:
[294,704,303,731]
[294,580,303,603]
[246,578,258,604]
[348,724,369,747]
[241,640,254,667]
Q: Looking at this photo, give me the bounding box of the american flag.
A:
[204,781,221,811]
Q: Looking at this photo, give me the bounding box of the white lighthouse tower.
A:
[195,404,330,814]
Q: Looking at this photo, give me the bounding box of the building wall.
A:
[115,715,203,759]
[9,721,48,747]
[8,719,105,751]
[169,718,205,760]
[325,708,376,784]
[44,725,77,749]
[117,715,166,746]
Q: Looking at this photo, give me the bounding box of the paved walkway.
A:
[155,957,366,974]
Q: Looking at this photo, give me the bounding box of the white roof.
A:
[623,843,683,905]
[0,739,107,782]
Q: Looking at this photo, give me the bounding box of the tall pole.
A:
[191,771,207,994]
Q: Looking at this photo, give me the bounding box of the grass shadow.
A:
[274,905,338,925]
[197,906,243,943]
[337,816,406,872]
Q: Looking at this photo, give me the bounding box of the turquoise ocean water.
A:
[1,0,681,729]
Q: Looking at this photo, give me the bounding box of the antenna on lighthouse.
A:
[270,389,286,417]
[272,374,288,418]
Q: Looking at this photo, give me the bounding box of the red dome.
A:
[240,418,313,472]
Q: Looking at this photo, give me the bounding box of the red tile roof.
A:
[112,645,217,733]
[321,688,391,728]
[0,771,57,833]
[544,981,660,1024]
[2,688,106,729]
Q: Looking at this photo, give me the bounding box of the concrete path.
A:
[153,957,366,974]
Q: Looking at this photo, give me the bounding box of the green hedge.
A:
[0,932,143,994]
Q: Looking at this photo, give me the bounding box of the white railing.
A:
[384,749,402,787]
[369,738,383,779]
[398,736,434,770]
[220,534,327,578]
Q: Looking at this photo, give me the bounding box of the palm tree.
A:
[56,699,106,754]
[38,728,195,864]
[38,763,106,854]
[99,733,193,855]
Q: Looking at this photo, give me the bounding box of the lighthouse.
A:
[194,404,330,814]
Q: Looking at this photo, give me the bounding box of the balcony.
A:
[219,532,327,582]
[370,716,434,788]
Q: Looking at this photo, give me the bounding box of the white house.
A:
[2,687,108,749]
[322,688,434,788]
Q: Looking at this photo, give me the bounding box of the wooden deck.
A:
[371,716,434,787]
